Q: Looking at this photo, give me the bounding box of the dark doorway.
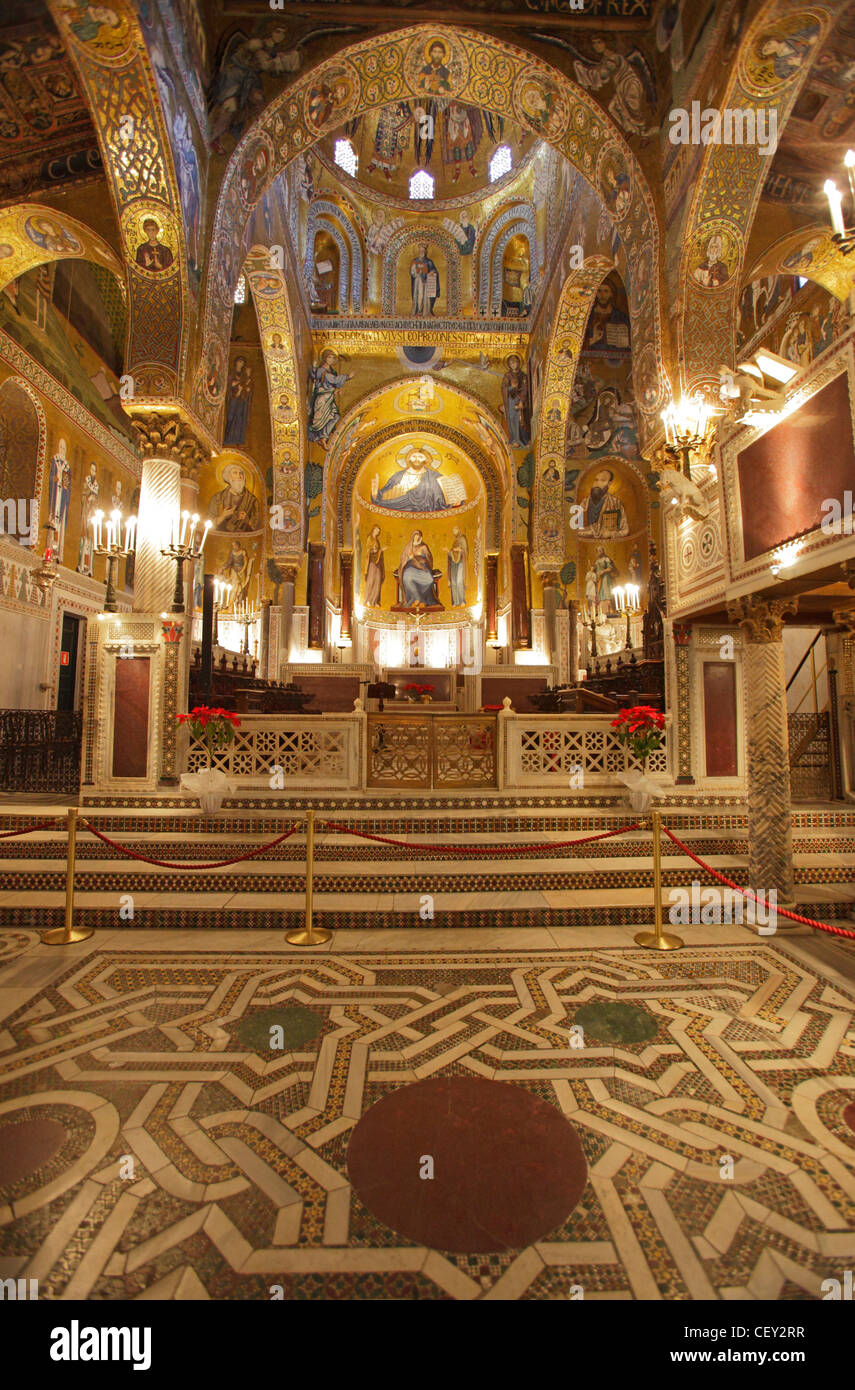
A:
[57,613,82,711]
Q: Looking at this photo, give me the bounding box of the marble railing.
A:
[187,714,363,790]
[500,713,672,790]
[184,709,673,794]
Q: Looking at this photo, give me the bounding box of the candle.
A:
[199,519,212,554]
[110,510,121,553]
[188,513,199,550]
[180,510,190,547]
[92,509,103,549]
[613,586,625,612]
[124,515,137,551]
[825,179,845,237]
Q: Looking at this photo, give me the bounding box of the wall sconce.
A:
[661,394,716,480]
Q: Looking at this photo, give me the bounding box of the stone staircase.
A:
[0,797,853,934]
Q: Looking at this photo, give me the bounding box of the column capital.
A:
[672,622,692,646]
[128,407,212,479]
[539,569,561,589]
[727,595,797,643]
[280,563,300,586]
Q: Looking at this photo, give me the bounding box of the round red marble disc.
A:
[843,1101,855,1136]
[346,1076,587,1253]
[0,1116,67,1189]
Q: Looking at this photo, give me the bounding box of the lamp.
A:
[91,508,137,612]
[824,151,855,254]
[770,540,803,579]
[660,394,716,479]
[160,510,212,613]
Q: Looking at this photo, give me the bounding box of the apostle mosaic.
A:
[364,525,384,606]
[24,215,80,256]
[208,463,261,533]
[48,436,71,564]
[76,461,98,576]
[592,545,618,614]
[135,218,174,272]
[500,355,531,448]
[579,468,629,538]
[224,357,253,446]
[307,350,352,446]
[447,527,468,606]
[410,245,440,318]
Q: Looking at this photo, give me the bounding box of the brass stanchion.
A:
[635,809,683,951]
[41,807,93,946]
[286,808,332,945]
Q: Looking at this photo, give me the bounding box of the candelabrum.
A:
[824,150,855,255]
[212,577,232,646]
[660,394,716,480]
[160,511,212,614]
[613,583,642,650]
[231,597,259,655]
[581,601,600,660]
[34,520,60,593]
[91,509,137,613]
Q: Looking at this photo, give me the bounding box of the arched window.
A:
[489,146,513,183]
[334,138,358,177]
[409,169,435,200]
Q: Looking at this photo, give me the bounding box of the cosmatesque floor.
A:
[1,924,854,1301]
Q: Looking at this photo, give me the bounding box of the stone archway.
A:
[195,25,666,444]
[676,0,840,394]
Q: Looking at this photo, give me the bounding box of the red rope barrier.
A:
[81,820,300,870]
[0,817,58,839]
[317,819,641,854]
[662,823,855,940]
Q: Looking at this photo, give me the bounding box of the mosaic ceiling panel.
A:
[0,9,100,201]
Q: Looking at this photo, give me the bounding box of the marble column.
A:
[540,570,559,671]
[728,596,798,901]
[133,453,180,614]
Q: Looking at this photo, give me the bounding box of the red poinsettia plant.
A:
[611,704,665,772]
[403,682,435,701]
[177,706,240,768]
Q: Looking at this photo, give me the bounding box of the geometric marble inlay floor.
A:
[2,928,854,1302]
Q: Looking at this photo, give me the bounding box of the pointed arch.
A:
[381,226,461,318]
[676,0,839,394]
[0,205,126,298]
[532,257,615,571]
[742,226,854,304]
[196,25,666,443]
[244,247,308,560]
[46,0,192,395]
[478,202,537,317]
[304,198,364,313]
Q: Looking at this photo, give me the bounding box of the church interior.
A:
[1,0,855,1314]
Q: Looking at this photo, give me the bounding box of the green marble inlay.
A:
[236,1006,325,1053]
[571,1001,658,1045]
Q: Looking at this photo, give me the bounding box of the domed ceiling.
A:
[317,101,537,208]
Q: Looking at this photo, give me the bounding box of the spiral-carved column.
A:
[728,596,798,901]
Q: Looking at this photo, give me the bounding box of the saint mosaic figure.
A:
[447,527,468,606]
[501,354,531,448]
[410,245,440,318]
[307,350,352,446]
[208,463,261,533]
[364,525,384,606]
[371,447,463,513]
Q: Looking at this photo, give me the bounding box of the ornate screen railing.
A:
[0,709,82,794]
[502,713,671,788]
[187,714,361,789]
